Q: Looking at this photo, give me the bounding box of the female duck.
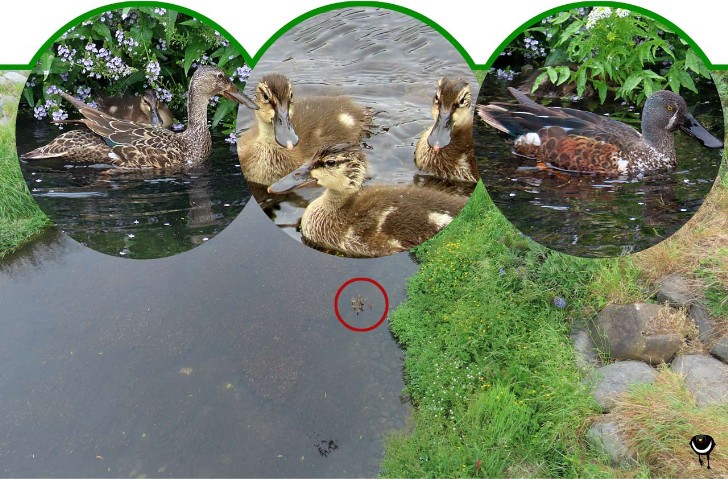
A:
[238,73,372,185]
[24,66,258,169]
[415,76,479,183]
[477,87,723,175]
[268,143,467,258]
[21,90,173,163]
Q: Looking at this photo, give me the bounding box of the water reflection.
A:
[474,78,724,257]
[16,115,249,259]
[0,203,416,477]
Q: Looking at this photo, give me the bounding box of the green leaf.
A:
[641,70,664,81]
[642,76,654,97]
[667,71,681,93]
[216,44,240,68]
[595,80,608,104]
[211,98,237,128]
[183,41,206,75]
[556,20,583,48]
[675,69,697,93]
[685,49,702,74]
[530,71,548,94]
[165,10,178,44]
[92,23,112,42]
[22,86,34,109]
[576,68,587,98]
[551,12,572,25]
[544,48,569,67]
[556,66,571,85]
[546,67,558,85]
[622,72,643,94]
[40,52,55,80]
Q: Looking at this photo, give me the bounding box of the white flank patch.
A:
[515,132,541,147]
[428,212,453,229]
[376,207,397,233]
[108,106,118,114]
[617,158,629,173]
[108,152,120,160]
[338,113,355,127]
[388,238,403,248]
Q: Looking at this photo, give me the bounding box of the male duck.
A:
[237,73,372,186]
[415,76,479,183]
[23,66,258,169]
[21,90,173,163]
[477,87,723,175]
[268,143,467,258]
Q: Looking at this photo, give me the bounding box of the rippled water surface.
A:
[237,7,477,242]
[474,78,724,257]
[16,116,249,259]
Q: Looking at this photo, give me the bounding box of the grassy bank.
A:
[0,71,50,258]
[381,74,728,477]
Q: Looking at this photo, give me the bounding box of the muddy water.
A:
[0,203,417,477]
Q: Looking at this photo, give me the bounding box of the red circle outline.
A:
[334,277,389,332]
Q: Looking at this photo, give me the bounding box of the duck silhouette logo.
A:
[690,434,715,469]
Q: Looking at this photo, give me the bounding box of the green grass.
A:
[380,184,648,478]
[0,71,51,258]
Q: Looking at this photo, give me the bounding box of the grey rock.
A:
[592,303,683,364]
[3,72,27,84]
[709,337,728,364]
[572,328,600,369]
[656,274,694,308]
[690,302,713,342]
[587,421,637,467]
[590,361,656,411]
[671,355,728,407]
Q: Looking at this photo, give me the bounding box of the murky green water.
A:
[16,116,249,259]
[474,77,724,257]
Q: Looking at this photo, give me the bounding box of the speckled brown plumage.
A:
[22,66,257,170]
[268,143,466,258]
[415,76,479,183]
[20,91,171,163]
[477,87,723,175]
[238,73,372,186]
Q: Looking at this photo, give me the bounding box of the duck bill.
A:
[268,162,316,194]
[681,113,723,148]
[222,84,259,110]
[426,110,452,151]
[274,105,299,150]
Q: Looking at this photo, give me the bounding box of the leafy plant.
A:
[506,7,710,105]
[21,7,251,138]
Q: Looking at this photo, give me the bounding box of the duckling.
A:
[21,90,172,163]
[95,90,174,128]
[414,76,479,183]
[237,74,372,186]
[477,87,723,175]
[24,66,258,169]
[268,143,467,258]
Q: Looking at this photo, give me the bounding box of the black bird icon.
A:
[690,434,715,469]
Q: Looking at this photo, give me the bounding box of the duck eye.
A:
[262,92,270,102]
[325,159,336,167]
[667,105,674,112]
[433,94,440,104]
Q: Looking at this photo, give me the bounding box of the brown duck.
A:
[238,73,372,186]
[23,66,258,169]
[415,76,479,183]
[268,143,467,258]
[477,87,723,175]
[21,90,173,163]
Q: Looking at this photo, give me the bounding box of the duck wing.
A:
[20,129,112,162]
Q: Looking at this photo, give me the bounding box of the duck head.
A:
[268,143,366,194]
[255,74,299,150]
[189,65,258,110]
[139,90,163,127]
[644,90,723,149]
[427,76,472,151]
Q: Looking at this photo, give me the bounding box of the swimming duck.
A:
[23,66,258,169]
[415,76,479,183]
[477,87,723,175]
[21,90,172,163]
[268,143,467,258]
[237,73,372,186]
[95,90,174,128]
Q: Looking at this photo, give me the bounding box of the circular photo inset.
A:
[16,7,258,259]
[236,7,478,258]
[473,6,724,257]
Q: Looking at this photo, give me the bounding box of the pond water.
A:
[237,7,477,244]
[474,77,724,257]
[0,202,418,477]
[16,115,249,259]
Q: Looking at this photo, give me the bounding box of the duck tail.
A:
[59,91,90,111]
[476,104,514,135]
[507,87,541,107]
